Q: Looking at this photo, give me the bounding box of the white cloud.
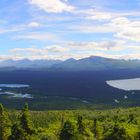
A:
[68,23,116,33]
[85,10,115,21]
[68,14,140,43]
[28,0,75,13]
[7,39,140,60]
[1,4,140,60]
[1,40,140,60]
[74,8,140,21]
[10,45,69,60]
[119,54,140,60]
[83,9,140,43]
[66,40,126,51]
[0,26,24,34]
[9,42,119,60]
[27,22,42,28]
[46,45,69,52]
[110,17,140,42]
[4,51,140,60]
[14,32,56,41]
[0,22,42,34]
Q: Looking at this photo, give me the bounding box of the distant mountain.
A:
[51,56,140,71]
[1,56,140,71]
[0,59,62,69]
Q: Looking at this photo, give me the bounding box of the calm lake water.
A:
[0,84,30,88]
[106,78,140,91]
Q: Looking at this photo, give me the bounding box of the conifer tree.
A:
[128,114,134,123]
[20,103,34,135]
[93,118,98,139]
[93,118,102,140]
[60,121,76,140]
[77,116,85,134]
[9,123,25,140]
[0,104,11,140]
[77,115,94,140]
[104,124,128,140]
[10,103,35,140]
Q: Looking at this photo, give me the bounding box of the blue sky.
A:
[0,0,140,60]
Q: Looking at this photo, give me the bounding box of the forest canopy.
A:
[0,104,140,140]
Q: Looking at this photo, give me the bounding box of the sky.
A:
[0,0,140,60]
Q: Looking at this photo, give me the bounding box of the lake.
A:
[106,78,140,91]
[0,84,30,88]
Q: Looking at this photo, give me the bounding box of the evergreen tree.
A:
[93,118,98,140]
[77,116,85,134]
[128,114,134,123]
[10,103,35,140]
[60,121,76,140]
[92,118,103,140]
[104,124,128,140]
[20,103,34,135]
[9,123,25,140]
[0,104,11,140]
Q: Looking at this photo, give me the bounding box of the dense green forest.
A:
[1,104,140,140]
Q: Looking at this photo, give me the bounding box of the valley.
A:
[0,69,140,110]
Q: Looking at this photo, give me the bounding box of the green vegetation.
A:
[0,104,11,140]
[1,104,140,139]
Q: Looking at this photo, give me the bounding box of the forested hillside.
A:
[0,104,140,140]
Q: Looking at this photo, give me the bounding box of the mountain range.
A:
[1,56,140,71]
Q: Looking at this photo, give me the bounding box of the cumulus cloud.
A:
[28,0,75,13]
[110,17,140,42]
[114,18,140,42]
[68,7,140,44]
